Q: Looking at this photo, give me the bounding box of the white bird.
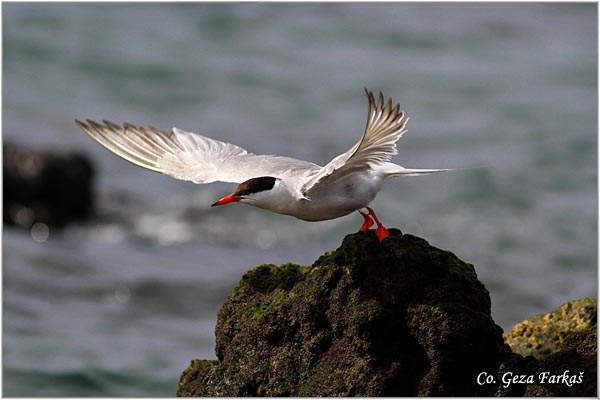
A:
[75,89,450,242]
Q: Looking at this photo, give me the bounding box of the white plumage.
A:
[76,89,450,241]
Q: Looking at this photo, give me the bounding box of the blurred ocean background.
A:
[3,3,597,396]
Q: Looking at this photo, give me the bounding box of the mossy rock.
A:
[504,298,597,358]
[178,229,506,396]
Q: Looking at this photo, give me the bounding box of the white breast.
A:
[289,172,384,222]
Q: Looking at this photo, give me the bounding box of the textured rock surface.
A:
[504,298,597,358]
[178,229,507,396]
[503,298,597,397]
[4,143,95,228]
[522,329,597,397]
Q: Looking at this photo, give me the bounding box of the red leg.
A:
[358,210,374,232]
[366,207,390,242]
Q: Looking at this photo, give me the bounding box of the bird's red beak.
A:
[211,193,242,207]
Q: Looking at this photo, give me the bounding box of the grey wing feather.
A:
[75,119,320,184]
[301,89,408,193]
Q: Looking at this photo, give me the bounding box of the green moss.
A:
[250,287,296,321]
[504,298,597,357]
[242,263,306,294]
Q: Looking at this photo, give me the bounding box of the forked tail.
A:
[379,162,453,178]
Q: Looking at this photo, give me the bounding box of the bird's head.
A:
[211,176,278,207]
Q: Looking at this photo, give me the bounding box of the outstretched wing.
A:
[301,89,408,193]
[75,119,320,184]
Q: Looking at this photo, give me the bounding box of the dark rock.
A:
[504,298,597,358]
[562,327,597,357]
[178,360,220,397]
[4,143,95,228]
[521,334,596,397]
[494,351,529,396]
[178,229,507,396]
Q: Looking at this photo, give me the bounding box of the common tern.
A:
[75,89,450,241]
